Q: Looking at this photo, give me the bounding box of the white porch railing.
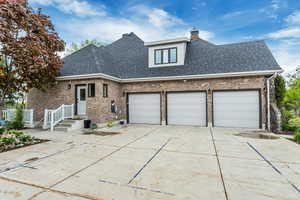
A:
[2,108,34,127]
[43,104,74,131]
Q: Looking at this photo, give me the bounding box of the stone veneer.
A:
[27,76,267,128]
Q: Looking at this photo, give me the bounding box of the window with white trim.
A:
[154,47,177,65]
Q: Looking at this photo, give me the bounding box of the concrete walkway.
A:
[0,125,299,200]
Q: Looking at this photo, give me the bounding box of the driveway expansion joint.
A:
[247,142,300,194]
[128,138,172,184]
[25,127,161,200]
[210,127,229,200]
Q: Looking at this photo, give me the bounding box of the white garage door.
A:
[128,93,161,124]
[213,90,260,128]
[167,92,207,126]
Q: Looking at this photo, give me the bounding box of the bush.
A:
[18,135,33,143]
[294,129,300,143]
[281,110,294,124]
[1,136,17,145]
[274,75,286,108]
[282,123,291,131]
[289,117,300,130]
[8,130,24,137]
[0,128,5,135]
[5,107,24,130]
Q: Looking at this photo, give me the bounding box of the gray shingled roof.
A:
[60,33,281,79]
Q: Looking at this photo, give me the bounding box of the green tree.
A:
[65,39,105,56]
[274,75,286,109]
[284,67,300,116]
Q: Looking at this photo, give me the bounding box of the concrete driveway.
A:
[0,125,299,200]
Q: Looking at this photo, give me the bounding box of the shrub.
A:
[282,123,290,131]
[5,107,24,130]
[13,107,24,129]
[289,117,300,130]
[1,136,17,145]
[8,130,24,137]
[274,75,286,108]
[281,110,294,124]
[18,135,33,143]
[294,129,300,143]
[0,128,5,135]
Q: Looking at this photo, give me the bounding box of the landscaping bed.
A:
[0,128,48,153]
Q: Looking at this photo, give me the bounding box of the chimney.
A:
[122,33,129,37]
[190,28,200,40]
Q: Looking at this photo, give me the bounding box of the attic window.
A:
[154,47,177,65]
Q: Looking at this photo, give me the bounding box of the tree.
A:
[65,39,105,56]
[287,66,300,86]
[274,75,286,109]
[284,66,300,116]
[0,1,65,107]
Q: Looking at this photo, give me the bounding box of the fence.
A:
[2,108,34,127]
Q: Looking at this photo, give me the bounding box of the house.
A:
[27,29,282,129]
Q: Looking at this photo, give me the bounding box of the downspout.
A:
[267,73,277,131]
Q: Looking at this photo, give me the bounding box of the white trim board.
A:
[56,70,283,83]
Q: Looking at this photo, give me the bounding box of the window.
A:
[103,84,108,98]
[80,89,86,101]
[170,48,177,63]
[88,83,95,97]
[154,47,177,65]
[163,49,169,64]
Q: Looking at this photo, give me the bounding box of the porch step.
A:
[57,123,73,127]
[54,119,84,132]
[54,127,68,132]
[62,120,76,124]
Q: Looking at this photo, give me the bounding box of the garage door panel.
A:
[129,94,160,124]
[213,91,260,129]
[167,92,206,126]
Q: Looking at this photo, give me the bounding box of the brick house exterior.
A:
[27,29,282,129]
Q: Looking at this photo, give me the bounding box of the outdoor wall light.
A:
[67,84,71,89]
[207,88,212,94]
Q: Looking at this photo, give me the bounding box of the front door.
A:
[77,86,86,115]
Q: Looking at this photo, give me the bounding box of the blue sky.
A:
[29,0,300,73]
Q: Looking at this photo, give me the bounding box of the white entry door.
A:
[213,90,260,128]
[167,92,207,126]
[77,86,86,115]
[128,93,161,124]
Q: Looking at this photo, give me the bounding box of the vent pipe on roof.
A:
[190,28,200,40]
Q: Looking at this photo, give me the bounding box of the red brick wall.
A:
[27,76,266,127]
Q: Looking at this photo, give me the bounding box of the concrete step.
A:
[62,120,76,123]
[54,127,68,132]
[57,123,73,127]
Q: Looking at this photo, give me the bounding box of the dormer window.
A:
[154,47,177,65]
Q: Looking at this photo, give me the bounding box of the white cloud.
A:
[267,27,300,39]
[270,0,287,10]
[29,0,105,17]
[57,5,213,43]
[272,40,300,73]
[286,10,300,25]
[128,5,184,28]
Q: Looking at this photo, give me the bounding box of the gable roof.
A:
[60,32,282,80]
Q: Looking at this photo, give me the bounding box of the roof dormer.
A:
[145,37,189,68]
